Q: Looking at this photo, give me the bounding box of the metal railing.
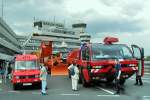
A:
[144,61,150,73]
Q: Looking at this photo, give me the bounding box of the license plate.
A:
[23,83,32,86]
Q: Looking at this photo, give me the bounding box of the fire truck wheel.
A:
[106,78,114,84]
[13,84,18,90]
[36,82,41,89]
[81,75,90,87]
[119,79,126,85]
[82,78,90,87]
[78,73,82,84]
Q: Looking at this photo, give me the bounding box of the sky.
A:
[1,0,150,56]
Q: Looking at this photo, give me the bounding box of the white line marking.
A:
[32,92,41,95]
[60,93,80,96]
[143,80,150,84]
[130,78,150,83]
[130,78,150,80]
[142,78,150,80]
[145,73,150,75]
[143,96,150,98]
[97,95,120,97]
[98,87,114,95]
[8,91,20,93]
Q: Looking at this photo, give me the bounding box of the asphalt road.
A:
[0,74,150,100]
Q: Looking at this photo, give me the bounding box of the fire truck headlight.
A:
[16,76,19,79]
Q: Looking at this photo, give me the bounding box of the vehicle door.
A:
[131,45,144,76]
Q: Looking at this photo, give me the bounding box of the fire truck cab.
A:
[11,54,41,90]
[67,37,144,87]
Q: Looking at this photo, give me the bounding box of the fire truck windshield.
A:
[92,44,133,60]
[15,61,39,70]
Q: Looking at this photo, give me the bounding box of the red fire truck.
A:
[11,54,41,90]
[67,37,144,87]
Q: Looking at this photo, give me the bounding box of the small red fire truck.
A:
[11,54,41,90]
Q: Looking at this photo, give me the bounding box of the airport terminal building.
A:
[0,17,21,68]
[0,18,91,65]
[17,20,91,59]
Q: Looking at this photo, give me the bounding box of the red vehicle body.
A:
[11,54,41,90]
[67,37,144,87]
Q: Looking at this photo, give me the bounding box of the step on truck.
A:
[67,37,144,87]
[11,54,41,90]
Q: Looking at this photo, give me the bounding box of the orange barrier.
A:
[51,63,68,76]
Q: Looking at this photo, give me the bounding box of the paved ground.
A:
[0,74,150,100]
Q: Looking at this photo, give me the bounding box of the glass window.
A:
[81,46,90,60]
[92,44,133,60]
[15,60,39,70]
[132,47,141,59]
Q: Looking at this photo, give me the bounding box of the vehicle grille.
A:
[19,75,35,79]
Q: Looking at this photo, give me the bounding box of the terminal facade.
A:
[0,18,91,65]
[0,17,21,69]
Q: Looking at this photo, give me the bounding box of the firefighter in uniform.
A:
[68,60,79,91]
[134,60,143,86]
[114,59,122,94]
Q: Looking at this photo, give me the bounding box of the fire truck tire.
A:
[78,73,82,84]
[82,78,90,87]
[106,78,114,84]
[13,84,18,90]
[81,73,90,87]
[36,82,41,89]
[119,79,126,85]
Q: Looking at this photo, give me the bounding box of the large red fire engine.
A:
[67,37,144,87]
[11,54,41,90]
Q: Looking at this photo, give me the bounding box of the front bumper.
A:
[12,78,41,84]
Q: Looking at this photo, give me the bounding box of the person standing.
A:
[0,66,3,83]
[40,63,48,95]
[114,59,122,94]
[7,64,12,79]
[134,60,143,86]
[0,66,4,81]
[68,60,79,91]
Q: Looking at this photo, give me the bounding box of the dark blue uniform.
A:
[115,62,122,94]
[115,63,121,77]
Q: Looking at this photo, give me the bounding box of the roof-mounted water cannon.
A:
[104,37,119,44]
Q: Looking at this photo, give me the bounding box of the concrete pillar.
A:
[4,61,9,83]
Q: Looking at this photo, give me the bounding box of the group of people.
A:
[67,58,143,95]
[39,58,143,95]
